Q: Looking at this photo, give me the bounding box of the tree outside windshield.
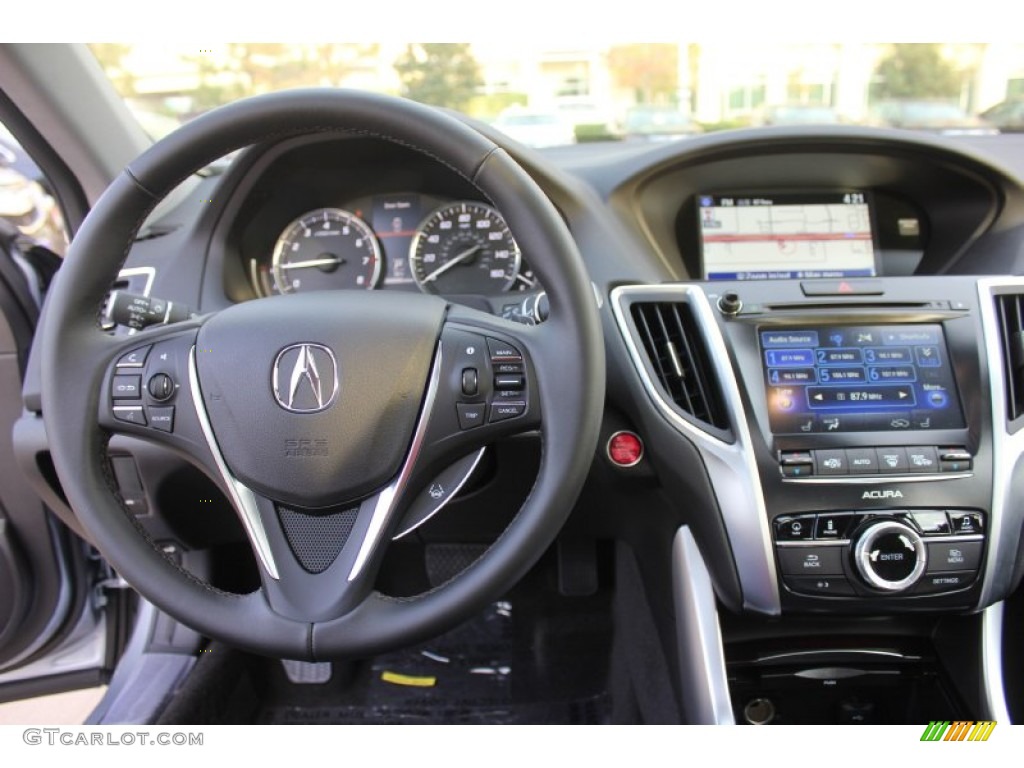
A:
[92,43,1024,145]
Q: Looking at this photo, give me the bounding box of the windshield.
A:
[91,43,1023,146]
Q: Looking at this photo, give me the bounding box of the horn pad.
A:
[194,291,446,508]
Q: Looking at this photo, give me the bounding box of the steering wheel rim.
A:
[39,89,605,659]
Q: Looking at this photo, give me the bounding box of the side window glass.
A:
[0,121,69,257]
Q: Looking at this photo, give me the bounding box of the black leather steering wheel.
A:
[39,90,604,659]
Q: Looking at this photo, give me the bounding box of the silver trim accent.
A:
[612,285,780,615]
[392,447,487,539]
[853,521,926,592]
[605,430,644,468]
[783,473,972,484]
[778,534,982,547]
[981,602,1012,723]
[976,278,1024,608]
[188,347,279,579]
[757,649,910,663]
[671,526,735,724]
[118,266,155,298]
[349,343,443,581]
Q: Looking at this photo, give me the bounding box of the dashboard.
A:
[15,121,1024,723]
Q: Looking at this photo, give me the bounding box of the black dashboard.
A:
[20,123,1024,633]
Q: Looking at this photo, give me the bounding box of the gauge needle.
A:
[280,256,344,270]
[421,245,481,283]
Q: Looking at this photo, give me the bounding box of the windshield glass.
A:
[91,42,1023,146]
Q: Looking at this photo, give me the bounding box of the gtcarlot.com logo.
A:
[22,728,203,747]
[920,721,996,742]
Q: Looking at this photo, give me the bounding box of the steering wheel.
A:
[38,90,604,659]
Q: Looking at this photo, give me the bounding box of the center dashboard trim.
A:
[611,284,780,616]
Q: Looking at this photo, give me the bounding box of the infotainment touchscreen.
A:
[760,325,965,434]
[700,192,877,280]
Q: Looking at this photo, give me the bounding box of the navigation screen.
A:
[700,192,877,280]
[761,325,965,434]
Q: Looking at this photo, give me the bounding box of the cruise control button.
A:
[494,374,525,390]
[112,406,147,426]
[785,576,856,596]
[875,447,908,473]
[489,401,526,423]
[815,449,849,475]
[926,541,982,572]
[148,406,175,433]
[112,375,142,399]
[456,403,485,430]
[847,448,878,474]
[948,512,984,534]
[778,546,844,575]
[494,363,523,374]
[116,345,151,368]
[914,571,976,594]
[486,337,522,362]
[905,446,939,473]
[774,516,814,541]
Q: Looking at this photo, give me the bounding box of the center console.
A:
[613,275,1024,617]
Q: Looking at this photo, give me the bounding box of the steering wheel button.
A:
[486,337,522,361]
[147,372,175,401]
[489,401,526,423]
[494,374,525,390]
[112,406,147,426]
[112,375,142,399]
[494,363,524,374]
[456,403,485,430]
[148,406,175,433]
[461,368,479,397]
[116,345,152,368]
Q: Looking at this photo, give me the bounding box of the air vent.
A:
[631,302,728,430]
[995,293,1024,421]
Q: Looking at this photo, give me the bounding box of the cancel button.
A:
[926,541,982,572]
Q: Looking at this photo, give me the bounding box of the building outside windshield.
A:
[90,43,1024,145]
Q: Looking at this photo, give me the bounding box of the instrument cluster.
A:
[250,191,537,298]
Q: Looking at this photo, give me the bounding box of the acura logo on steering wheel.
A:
[272,343,339,413]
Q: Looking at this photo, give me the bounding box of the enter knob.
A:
[853,520,926,592]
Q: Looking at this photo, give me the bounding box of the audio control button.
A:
[853,521,926,592]
[948,512,984,534]
[778,546,843,576]
[926,541,982,572]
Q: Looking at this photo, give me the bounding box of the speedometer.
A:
[271,208,382,294]
[409,202,522,294]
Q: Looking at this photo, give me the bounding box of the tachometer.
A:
[409,202,522,294]
[270,208,382,294]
